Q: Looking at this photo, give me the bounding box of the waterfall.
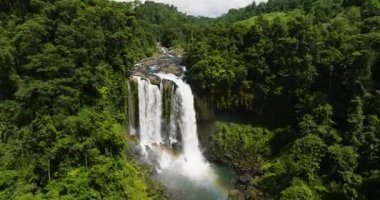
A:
[130,73,213,181]
[135,76,163,151]
[127,81,136,136]
[156,73,208,173]
[129,45,231,199]
[168,84,178,147]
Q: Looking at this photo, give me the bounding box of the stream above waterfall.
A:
[128,46,235,199]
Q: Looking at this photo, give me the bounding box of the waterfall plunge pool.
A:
[154,162,235,200]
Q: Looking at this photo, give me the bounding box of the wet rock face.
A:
[147,75,161,86]
[132,45,185,80]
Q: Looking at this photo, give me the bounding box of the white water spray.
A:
[157,73,211,176]
[135,76,163,152]
[127,81,136,136]
[131,73,215,181]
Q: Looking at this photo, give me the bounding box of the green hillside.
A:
[0,0,379,199]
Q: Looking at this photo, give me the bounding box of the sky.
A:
[117,0,266,18]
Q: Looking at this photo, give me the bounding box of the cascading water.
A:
[128,46,232,200]
[135,76,163,151]
[156,73,210,179]
[127,81,136,136]
[131,74,211,177]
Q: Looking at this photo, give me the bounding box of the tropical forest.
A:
[0,0,379,199]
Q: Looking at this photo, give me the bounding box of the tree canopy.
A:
[0,0,379,199]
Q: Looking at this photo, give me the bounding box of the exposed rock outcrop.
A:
[132,45,185,81]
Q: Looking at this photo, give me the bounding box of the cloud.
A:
[115,0,266,17]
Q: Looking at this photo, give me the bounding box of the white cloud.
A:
[115,0,266,17]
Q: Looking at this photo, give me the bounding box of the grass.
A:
[235,10,303,27]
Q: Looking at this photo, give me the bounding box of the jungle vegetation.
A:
[0,0,379,199]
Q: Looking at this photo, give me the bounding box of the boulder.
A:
[132,71,145,78]
[161,63,182,75]
[147,74,161,86]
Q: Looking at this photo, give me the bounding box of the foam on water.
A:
[130,72,230,199]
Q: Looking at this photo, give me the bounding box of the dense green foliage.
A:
[0,0,165,199]
[188,0,380,199]
[209,122,272,170]
[134,1,213,48]
[1,0,379,199]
